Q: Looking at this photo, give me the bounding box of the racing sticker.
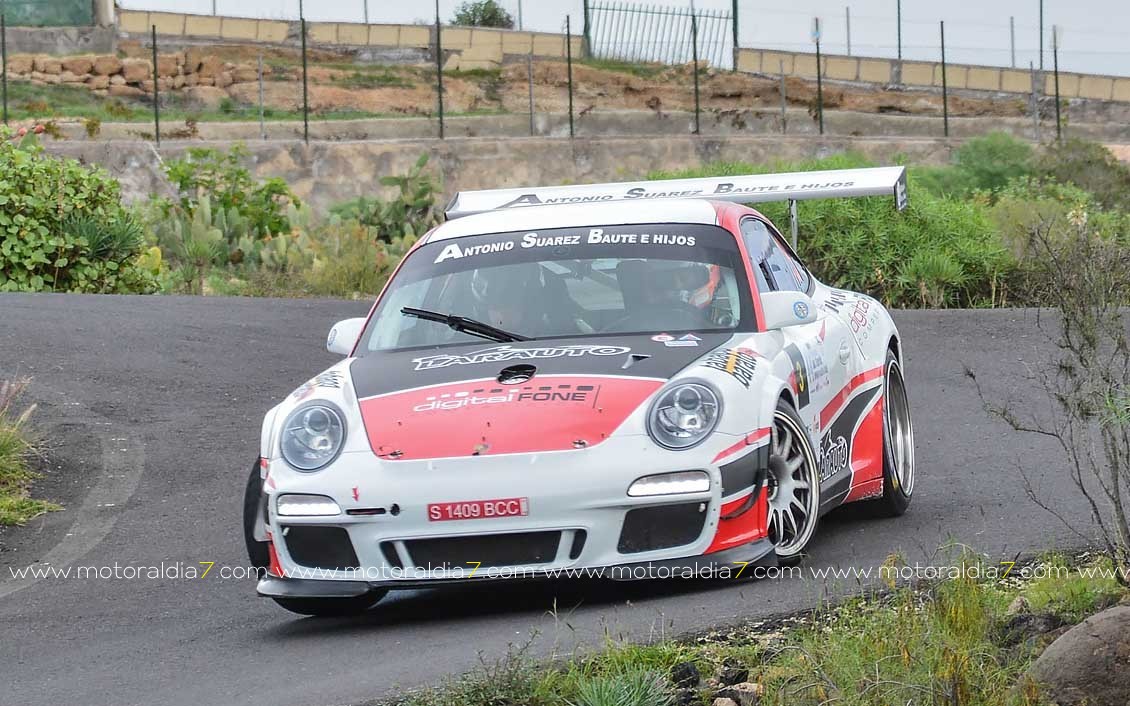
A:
[412,383,598,412]
[784,344,811,408]
[291,371,345,400]
[433,228,698,263]
[817,433,849,481]
[702,347,758,388]
[652,333,700,348]
[822,290,882,343]
[411,344,631,371]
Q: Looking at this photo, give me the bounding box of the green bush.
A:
[162,145,300,241]
[913,132,1034,199]
[0,131,155,293]
[452,0,514,28]
[1034,137,1130,212]
[329,153,442,242]
[651,156,1009,308]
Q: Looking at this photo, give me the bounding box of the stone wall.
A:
[42,135,956,213]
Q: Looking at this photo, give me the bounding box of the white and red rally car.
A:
[244,167,916,616]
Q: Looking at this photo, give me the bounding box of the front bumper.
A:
[260,434,771,594]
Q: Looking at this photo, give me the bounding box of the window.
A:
[739,218,809,292]
[357,224,755,353]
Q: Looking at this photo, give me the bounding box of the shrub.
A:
[1034,137,1130,212]
[452,0,514,28]
[303,220,417,298]
[0,131,155,293]
[0,379,60,526]
[329,153,442,242]
[162,145,300,241]
[913,132,1034,199]
[652,156,1009,308]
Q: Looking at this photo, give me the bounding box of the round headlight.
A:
[280,403,346,471]
[647,382,721,450]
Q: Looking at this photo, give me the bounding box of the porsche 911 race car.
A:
[243,167,916,617]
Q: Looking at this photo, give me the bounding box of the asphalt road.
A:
[0,295,1092,706]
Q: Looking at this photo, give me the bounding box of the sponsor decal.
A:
[846,296,881,342]
[434,229,698,263]
[434,240,516,263]
[784,344,811,407]
[702,347,758,388]
[351,486,360,501]
[411,344,630,371]
[818,434,849,481]
[290,371,345,400]
[412,384,598,412]
[496,180,860,209]
[793,300,810,320]
[653,333,700,348]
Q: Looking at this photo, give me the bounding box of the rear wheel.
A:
[271,592,387,617]
[866,349,915,517]
[767,399,821,565]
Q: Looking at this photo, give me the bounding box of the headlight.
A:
[277,494,342,516]
[280,402,346,471]
[647,382,721,450]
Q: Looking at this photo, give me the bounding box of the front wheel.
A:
[866,349,915,517]
[272,591,388,617]
[767,398,822,565]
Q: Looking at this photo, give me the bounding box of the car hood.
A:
[350,333,731,460]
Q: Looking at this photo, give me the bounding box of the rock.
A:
[86,75,110,90]
[183,48,207,74]
[1006,595,1030,616]
[184,73,199,87]
[109,74,126,86]
[196,75,215,87]
[156,54,180,78]
[674,686,698,706]
[58,71,85,83]
[7,55,34,74]
[718,659,749,687]
[215,70,233,89]
[715,682,762,706]
[231,65,259,83]
[61,56,93,75]
[92,55,122,75]
[713,699,738,706]
[183,85,229,110]
[172,74,185,89]
[1028,606,1130,706]
[33,56,62,74]
[108,85,145,97]
[197,55,223,79]
[121,58,152,83]
[671,661,700,689]
[31,70,60,85]
[1000,612,1067,647]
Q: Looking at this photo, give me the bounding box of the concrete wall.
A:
[116,9,584,70]
[4,25,114,55]
[737,48,1130,103]
[42,135,956,213]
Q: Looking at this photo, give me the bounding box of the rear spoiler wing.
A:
[444,166,909,221]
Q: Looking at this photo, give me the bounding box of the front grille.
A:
[281,525,360,571]
[618,502,707,554]
[404,531,561,571]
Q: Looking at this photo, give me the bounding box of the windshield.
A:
[358,224,754,353]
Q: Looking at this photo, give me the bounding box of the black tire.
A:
[865,348,915,517]
[243,461,270,573]
[767,398,821,566]
[271,591,387,618]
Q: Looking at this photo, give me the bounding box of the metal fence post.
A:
[1030,61,1040,142]
[566,16,575,139]
[845,6,851,56]
[258,54,265,140]
[940,21,948,138]
[896,0,902,60]
[1,13,7,127]
[1038,0,1044,71]
[527,53,534,136]
[691,10,700,135]
[582,0,591,57]
[1053,25,1061,141]
[435,12,445,139]
[731,0,739,61]
[363,0,369,24]
[301,17,309,144]
[814,18,824,136]
[151,25,160,146]
[1009,16,1016,68]
[779,59,787,134]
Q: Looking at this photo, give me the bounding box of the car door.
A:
[738,217,855,444]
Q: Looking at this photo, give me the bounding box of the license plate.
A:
[427,497,529,522]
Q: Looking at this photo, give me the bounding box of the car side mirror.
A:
[761,291,818,330]
[326,318,366,356]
